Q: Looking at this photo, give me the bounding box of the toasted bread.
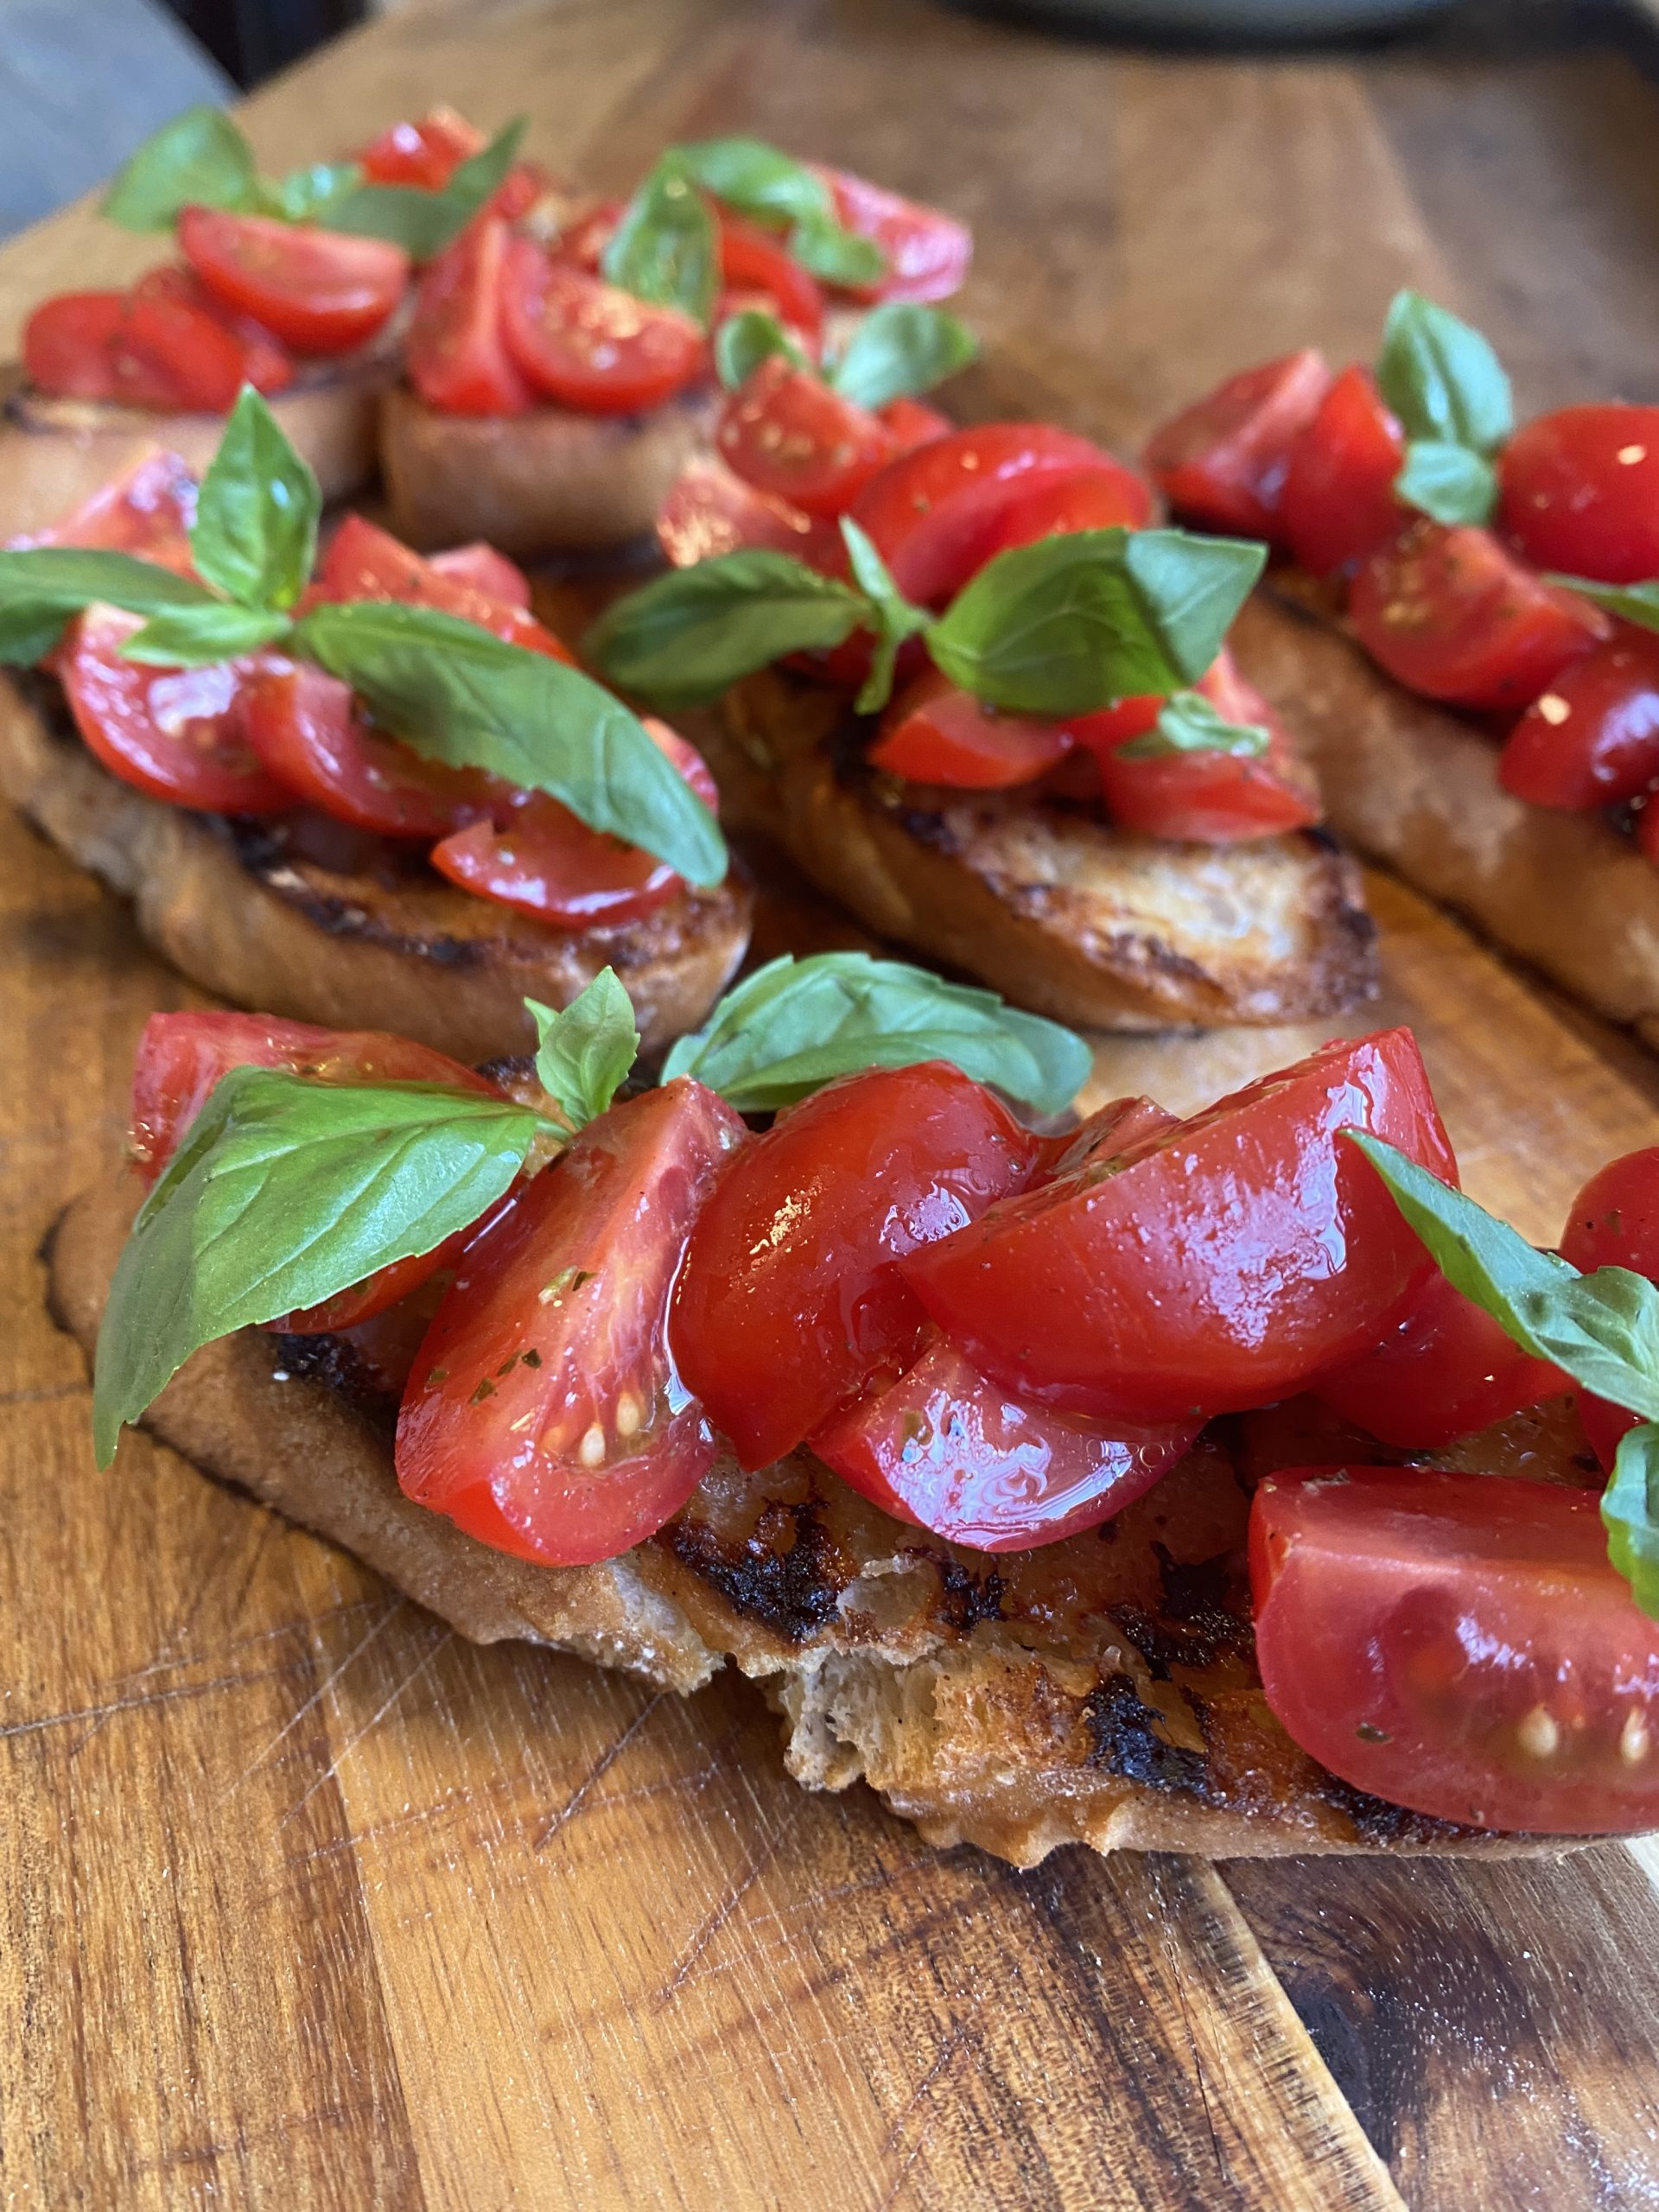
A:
[0,670,750,1059]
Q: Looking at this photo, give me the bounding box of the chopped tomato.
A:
[1499,638,1659,810]
[672,1061,1043,1470]
[427,541,532,608]
[868,668,1071,789]
[716,355,895,518]
[878,395,952,452]
[357,107,483,188]
[316,513,573,660]
[656,456,846,570]
[397,1081,745,1567]
[1251,1466,1659,1833]
[717,211,824,343]
[23,287,247,412]
[1042,1093,1181,1179]
[16,449,196,570]
[1144,348,1332,540]
[810,165,971,303]
[972,461,1157,565]
[178,208,409,356]
[552,200,620,273]
[499,239,703,415]
[1351,522,1608,712]
[811,1328,1199,1550]
[405,216,532,416]
[1559,1146,1659,1471]
[63,606,290,814]
[1499,404,1659,586]
[902,1029,1455,1422]
[133,264,294,396]
[1281,365,1406,577]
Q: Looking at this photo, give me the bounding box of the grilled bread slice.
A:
[0,670,750,1060]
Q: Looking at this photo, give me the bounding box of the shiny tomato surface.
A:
[1252,1466,1659,1833]
[178,208,408,355]
[656,456,846,570]
[902,1029,1456,1421]
[810,165,971,303]
[1281,365,1406,577]
[716,212,825,342]
[812,1327,1198,1550]
[1498,637,1659,810]
[316,512,574,659]
[672,1061,1043,1470]
[397,1081,744,1566]
[868,669,1072,789]
[357,106,482,188]
[971,461,1156,566]
[716,356,895,518]
[878,395,952,452]
[23,287,248,412]
[1144,348,1332,539]
[426,540,532,607]
[1498,404,1659,585]
[1351,522,1608,712]
[404,216,532,416]
[133,264,295,396]
[1559,1145,1659,1470]
[20,449,197,568]
[499,238,704,414]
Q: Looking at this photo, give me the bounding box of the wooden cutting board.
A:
[4,3,1659,2205]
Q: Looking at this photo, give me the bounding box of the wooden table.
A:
[5,3,1659,2204]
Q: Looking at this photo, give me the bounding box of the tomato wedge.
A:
[23,287,248,412]
[316,513,574,660]
[397,1081,745,1567]
[427,541,532,608]
[499,238,704,414]
[1559,1145,1659,1471]
[902,1029,1455,1422]
[405,216,532,416]
[972,461,1156,566]
[1498,404,1659,586]
[17,448,197,570]
[810,165,971,303]
[812,1328,1199,1550]
[179,208,409,356]
[1498,637,1659,810]
[656,456,846,570]
[716,355,896,518]
[717,212,824,343]
[133,264,295,397]
[868,669,1072,789]
[1251,1466,1659,1833]
[878,395,952,453]
[673,1061,1043,1470]
[1144,348,1332,540]
[358,107,483,189]
[1280,365,1406,577]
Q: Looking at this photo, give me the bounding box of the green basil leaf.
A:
[320,118,526,257]
[671,137,831,229]
[925,528,1266,717]
[296,600,726,887]
[92,1067,539,1466]
[528,972,639,1131]
[1545,575,1659,635]
[120,603,293,666]
[102,105,257,232]
[192,386,321,612]
[787,210,887,289]
[1376,291,1512,457]
[714,308,807,391]
[1394,439,1498,527]
[829,302,977,410]
[264,159,363,224]
[1117,689,1269,760]
[840,518,929,714]
[601,154,717,323]
[661,951,1090,1116]
[1605,1422,1659,1621]
[585,551,870,709]
[0,549,219,664]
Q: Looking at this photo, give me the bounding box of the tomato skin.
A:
[869,669,1072,790]
[1281,365,1406,578]
[657,456,846,570]
[316,512,574,660]
[811,1328,1200,1551]
[499,238,705,415]
[133,264,295,397]
[972,461,1156,566]
[1558,1147,1659,1471]
[1251,1466,1659,1834]
[23,293,132,401]
[23,287,251,412]
[426,541,532,608]
[902,1029,1456,1422]
[1498,404,1659,586]
[810,166,971,304]
[358,107,482,188]
[179,208,409,356]
[878,395,952,452]
[716,355,896,519]
[672,1062,1044,1471]
[717,212,824,343]
[1145,348,1332,540]
[405,217,533,416]
[1498,639,1659,811]
[1351,522,1609,712]
[16,448,197,569]
[397,1081,745,1567]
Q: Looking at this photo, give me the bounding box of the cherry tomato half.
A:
[1499,637,1659,811]
[672,1061,1043,1470]
[1351,522,1608,713]
[717,211,824,344]
[868,668,1072,789]
[1559,1146,1659,1471]
[810,165,972,304]
[357,107,483,189]
[716,355,896,519]
[656,456,846,570]
[316,512,574,660]
[405,216,533,416]
[1252,1465,1659,1834]
[397,1080,745,1566]
[1144,348,1332,540]
[133,264,295,397]
[1281,365,1406,578]
[23,287,248,412]
[179,208,409,356]
[1499,404,1659,586]
[902,1029,1456,1422]
[499,238,704,416]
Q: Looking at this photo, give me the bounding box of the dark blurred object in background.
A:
[159,0,366,86]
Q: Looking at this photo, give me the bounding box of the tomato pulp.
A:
[316,512,573,659]
[811,166,971,304]
[178,208,409,356]
[1144,348,1332,540]
[1498,404,1659,585]
[404,217,533,416]
[656,456,846,571]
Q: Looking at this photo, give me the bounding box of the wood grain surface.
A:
[4,3,1659,2206]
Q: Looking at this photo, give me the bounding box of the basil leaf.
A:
[264,159,363,225]
[0,550,218,664]
[529,971,639,1131]
[601,155,717,324]
[1605,1423,1659,1621]
[120,603,293,666]
[586,552,870,709]
[1395,439,1498,527]
[661,951,1090,1116]
[672,137,831,229]
[840,518,929,714]
[296,600,726,887]
[829,303,976,410]
[925,528,1266,717]
[321,118,526,257]
[1118,690,1269,760]
[192,386,321,613]
[103,105,257,232]
[714,308,807,391]
[787,209,887,289]
[1376,291,1512,457]
[1546,575,1659,634]
[92,1068,539,1466]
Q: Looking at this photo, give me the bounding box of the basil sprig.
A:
[1117,690,1268,762]
[1376,291,1513,528]
[1605,1425,1659,1619]
[840,520,930,713]
[191,382,321,613]
[0,551,219,666]
[1545,575,1659,634]
[528,971,639,1132]
[828,303,976,411]
[672,136,886,288]
[103,105,263,232]
[320,119,528,258]
[714,309,809,391]
[601,155,718,324]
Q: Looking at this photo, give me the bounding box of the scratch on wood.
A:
[226,1594,408,1797]
[655,1801,805,2006]
[874,2019,988,2212]
[531,1689,668,1851]
[276,1626,455,1829]
[0,1667,292,1742]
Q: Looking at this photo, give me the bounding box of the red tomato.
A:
[903,1029,1455,1422]
[1498,638,1659,810]
[1499,404,1659,586]
[716,355,895,518]
[23,287,247,412]
[811,1328,1199,1550]
[133,264,294,396]
[23,293,133,401]
[63,606,290,814]
[1559,1146,1659,1471]
[810,165,971,303]
[317,512,574,661]
[848,423,1121,607]
[656,457,846,571]
[499,239,703,415]
[717,212,824,343]
[1351,522,1609,712]
[397,1081,744,1567]
[1144,348,1333,540]
[357,107,483,188]
[1043,1093,1181,1179]
[17,448,196,569]
[427,541,532,607]
[1310,1269,1563,1448]
[1281,365,1406,577]
[672,1061,1043,1470]
[1252,1465,1659,1833]
[972,461,1156,565]
[405,216,532,416]
[878,395,952,452]
[178,208,409,356]
[868,668,1071,789]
